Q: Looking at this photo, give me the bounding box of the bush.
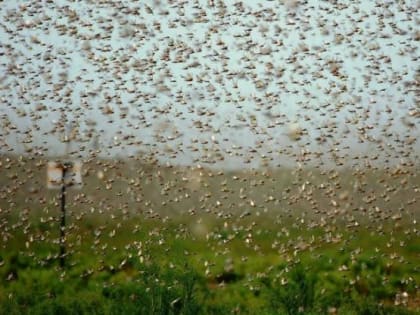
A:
[263,264,317,315]
[103,265,202,315]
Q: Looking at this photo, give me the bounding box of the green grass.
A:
[0,155,418,314]
[0,213,418,315]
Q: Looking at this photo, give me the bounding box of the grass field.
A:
[0,155,419,314]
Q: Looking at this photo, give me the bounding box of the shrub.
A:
[263,264,317,315]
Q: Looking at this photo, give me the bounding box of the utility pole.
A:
[59,123,71,268]
[59,163,68,268]
[47,121,82,268]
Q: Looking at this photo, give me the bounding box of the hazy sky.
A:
[0,0,418,169]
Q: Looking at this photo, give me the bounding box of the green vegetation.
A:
[0,156,418,314]
[0,214,418,314]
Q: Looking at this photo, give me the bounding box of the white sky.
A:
[0,0,418,169]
